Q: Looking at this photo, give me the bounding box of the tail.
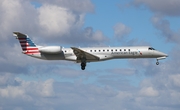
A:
[13,32,40,55]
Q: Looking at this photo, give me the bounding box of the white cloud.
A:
[151,15,180,43]
[139,87,159,97]
[130,0,180,44]
[38,4,83,38]
[113,23,131,40]
[0,78,54,98]
[169,74,180,87]
[0,0,38,41]
[36,0,94,13]
[0,0,106,45]
[133,0,180,16]
[1,70,180,110]
[0,86,25,98]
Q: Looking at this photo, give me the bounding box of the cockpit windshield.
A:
[148,47,155,50]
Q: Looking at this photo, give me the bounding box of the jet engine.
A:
[39,46,62,54]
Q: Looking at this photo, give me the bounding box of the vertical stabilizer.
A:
[13,32,40,55]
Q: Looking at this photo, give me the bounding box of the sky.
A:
[0,0,180,110]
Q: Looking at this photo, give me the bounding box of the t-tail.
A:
[13,32,40,55]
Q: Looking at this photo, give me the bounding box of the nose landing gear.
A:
[156,59,159,65]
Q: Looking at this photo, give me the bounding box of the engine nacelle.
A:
[39,46,62,54]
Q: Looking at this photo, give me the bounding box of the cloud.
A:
[0,0,39,41]
[151,15,180,43]
[139,87,159,97]
[38,5,79,37]
[169,75,180,87]
[113,23,131,40]
[0,0,106,45]
[129,1,180,44]
[35,0,94,13]
[1,72,180,110]
[133,0,180,16]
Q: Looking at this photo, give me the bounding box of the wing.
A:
[71,47,100,61]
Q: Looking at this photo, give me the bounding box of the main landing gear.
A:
[81,62,86,70]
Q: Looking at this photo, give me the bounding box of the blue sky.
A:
[0,0,180,110]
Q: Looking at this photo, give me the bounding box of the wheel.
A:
[156,62,159,65]
[81,62,86,70]
[81,66,85,70]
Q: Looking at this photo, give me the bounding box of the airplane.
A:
[13,32,168,70]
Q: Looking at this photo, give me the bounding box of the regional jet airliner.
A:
[13,32,168,70]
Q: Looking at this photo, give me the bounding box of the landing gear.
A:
[81,62,86,70]
[156,59,159,65]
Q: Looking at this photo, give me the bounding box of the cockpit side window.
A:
[148,47,155,50]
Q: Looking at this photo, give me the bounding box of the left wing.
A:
[71,47,100,61]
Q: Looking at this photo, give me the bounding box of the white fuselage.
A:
[30,46,167,63]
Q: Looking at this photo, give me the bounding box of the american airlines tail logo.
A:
[14,32,40,55]
[18,37,40,55]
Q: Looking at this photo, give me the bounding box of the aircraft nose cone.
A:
[157,51,168,57]
[165,54,168,57]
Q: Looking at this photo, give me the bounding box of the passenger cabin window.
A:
[99,50,101,52]
[94,50,96,52]
[128,49,130,51]
[120,49,122,51]
[103,50,105,52]
[124,49,126,51]
[115,49,117,51]
[107,50,109,52]
[90,50,92,52]
[111,49,113,52]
